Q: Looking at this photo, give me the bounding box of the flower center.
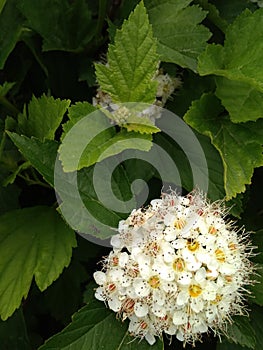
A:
[173,258,185,272]
[228,242,237,251]
[174,218,186,230]
[187,240,199,252]
[148,275,161,288]
[209,226,217,235]
[215,248,226,262]
[212,294,222,304]
[107,283,116,292]
[112,256,119,266]
[188,284,202,297]
[127,264,139,277]
[140,321,148,330]
[122,298,135,313]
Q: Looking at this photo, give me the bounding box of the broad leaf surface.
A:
[59,109,152,172]
[7,133,58,187]
[95,1,159,104]
[0,206,76,320]
[39,287,164,350]
[225,316,256,349]
[184,93,263,199]
[0,0,24,69]
[215,77,263,123]
[198,9,263,122]
[18,0,95,51]
[0,82,15,96]
[18,95,70,141]
[145,0,211,71]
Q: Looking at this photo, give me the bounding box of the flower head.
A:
[93,190,255,346]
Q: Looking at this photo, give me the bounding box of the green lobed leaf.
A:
[59,108,152,172]
[250,305,263,350]
[0,0,25,69]
[62,101,97,138]
[193,0,228,32]
[95,1,159,104]
[215,77,263,123]
[18,0,95,52]
[225,316,256,349]
[18,94,70,141]
[145,0,211,72]
[198,8,263,122]
[184,93,263,199]
[0,206,76,320]
[39,286,164,350]
[0,82,15,96]
[7,132,58,187]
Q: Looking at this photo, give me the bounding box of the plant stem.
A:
[0,96,20,115]
[18,173,51,189]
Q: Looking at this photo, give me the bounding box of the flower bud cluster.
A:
[92,70,180,125]
[94,191,254,346]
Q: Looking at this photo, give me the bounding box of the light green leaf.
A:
[225,316,256,349]
[198,9,263,122]
[18,94,70,141]
[57,162,135,240]
[0,0,24,69]
[39,286,164,350]
[18,0,95,52]
[199,9,263,87]
[0,82,15,96]
[95,1,159,103]
[184,93,263,199]
[123,115,160,134]
[0,206,76,320]
[145,0,211,72]
[7,132,58,187]
[62,101,96,138]
[59,109,152,172]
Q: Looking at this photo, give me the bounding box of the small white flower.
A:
[93,190,255,346]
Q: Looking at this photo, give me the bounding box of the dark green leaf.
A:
[18,94,70,140]
[43,261,88,324]
[0,82,15,96]
[250,305,263,350]
[0,309,31,350]
[0,206,76,320]
[39,287,164,350]
[7,132,58,187]
[18,0,95,52]
[184,93,263,199]
[0,0,25,69]
[225,316,256,349]
[145,0,211,71]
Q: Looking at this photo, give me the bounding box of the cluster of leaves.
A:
[0,0,262,349]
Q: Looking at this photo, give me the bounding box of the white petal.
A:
[164,213,176,226]
[110,234,123,248]
[177,272,192,286]
[94,287,105,301]
[145,333,156,345]
[176,290,189,306]
[119,252,129,267]
[190,297,204,313]
[152,304,166,318]
[173,310,187,325]
[93,271,106,285]
[134,302,148,317]
[133,279,150,297]
[108,296,122,312]
[176,330,185,342]
[195,267,206,283]
[171,238,186,249]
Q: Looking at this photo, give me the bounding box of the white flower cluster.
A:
[94,191,254,346]
[92,69,180,125]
